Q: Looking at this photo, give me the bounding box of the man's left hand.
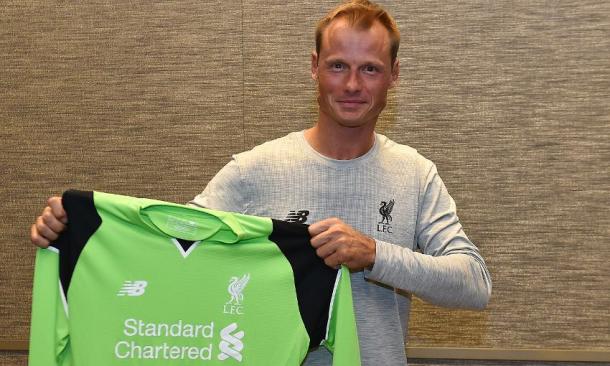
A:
[308,217,376,271]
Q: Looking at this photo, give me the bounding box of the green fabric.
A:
[29,191,360,365]
[30,248,72,366]
[323,266,361,365]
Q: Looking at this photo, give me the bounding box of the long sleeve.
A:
[367,164,492,309]
[29,248,71,366]
[29,190,101,366]
[323,266,361,366]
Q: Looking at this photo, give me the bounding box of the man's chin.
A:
[336,117,372,129]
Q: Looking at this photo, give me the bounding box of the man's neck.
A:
[304,123,376,160]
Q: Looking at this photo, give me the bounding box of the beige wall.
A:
[1,0,608,364]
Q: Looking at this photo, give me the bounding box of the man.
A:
[31,1,492,365]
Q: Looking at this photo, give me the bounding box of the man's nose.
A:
[345,71,362,93]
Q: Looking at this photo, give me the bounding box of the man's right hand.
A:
[30,196,67,248]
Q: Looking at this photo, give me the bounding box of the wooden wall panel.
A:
[395,0,610,350]
[0,351,26,366]
[0,0,243,341]
[241,0,327,147]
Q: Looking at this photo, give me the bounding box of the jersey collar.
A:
[138,202,247,243]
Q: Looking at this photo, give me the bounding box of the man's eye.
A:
[364,65,378,73]
[332,63,344,70]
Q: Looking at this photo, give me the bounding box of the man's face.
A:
[312,18,399,130]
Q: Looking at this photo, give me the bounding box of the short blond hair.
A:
[315,0,400,65]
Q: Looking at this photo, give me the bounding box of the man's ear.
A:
[311,50,319,81]
[390,59,400,88]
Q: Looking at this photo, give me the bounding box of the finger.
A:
[323,252,342,269]
[48,196,67,224]
[315,240,341,259]
[308,220,332,237]
[310,228,332,248]
[30,224,50,248]
[308,217,344,236]
[41,206,67,233]
[311,226,346,250]
[35,215,61,242]
[310,221,347,249]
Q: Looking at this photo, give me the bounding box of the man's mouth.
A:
[337,100,366,108]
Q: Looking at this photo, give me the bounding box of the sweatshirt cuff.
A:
[364,239,391,281]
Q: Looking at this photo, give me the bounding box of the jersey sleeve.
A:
[29,248,71,366]
[323,266,361,366]
[30,190,100,366]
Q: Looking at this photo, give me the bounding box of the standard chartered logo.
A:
[218,323,244,362]
[114,319,245,362]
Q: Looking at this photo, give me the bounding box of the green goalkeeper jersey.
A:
[29,190,360,366]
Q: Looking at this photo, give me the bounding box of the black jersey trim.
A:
[269,219,338,348]
[54,190,102,297]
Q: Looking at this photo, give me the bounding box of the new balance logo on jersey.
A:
[377,199,395,234]
[117,280,148,296]
[285,210,309,223]
[218,323,244,362]
[223,274,250,315]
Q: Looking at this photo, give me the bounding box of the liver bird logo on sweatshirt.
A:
[377,199,395,234]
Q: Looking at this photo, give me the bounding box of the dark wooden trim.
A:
[2,341,609,362]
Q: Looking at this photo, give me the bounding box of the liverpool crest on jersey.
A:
[223,274,250,315]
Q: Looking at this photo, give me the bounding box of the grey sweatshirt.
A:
[190,131,492,366]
